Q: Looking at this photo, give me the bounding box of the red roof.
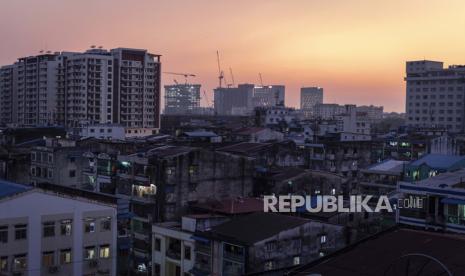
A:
[192,197,264,215]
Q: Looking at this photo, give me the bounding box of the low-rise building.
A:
[0,179,117,276]
[192,212,345,275]
[404,154,465,182]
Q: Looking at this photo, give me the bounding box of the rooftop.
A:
[410,154,465,169]
[289,228,465,276]
[217,142,270,154]
[362,159,408,175]
[191,198,264,215]
[0,179,31,200]
[209,212,308,245]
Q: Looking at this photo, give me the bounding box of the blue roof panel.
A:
[0,179,31,199]
[410,154,465,169]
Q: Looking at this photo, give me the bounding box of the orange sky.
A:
[2,0,465,112]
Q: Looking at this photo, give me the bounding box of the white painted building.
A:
[0,180,117,276]
[405,60,465,132]
[78,124,126,140]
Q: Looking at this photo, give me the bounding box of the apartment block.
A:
[0,47,161,131]
[0,65,15,126]
[111,48,161,133]
[405,60,465,132]
[0,180,117,276]
[300,87,323,118]
[252,85,285,107]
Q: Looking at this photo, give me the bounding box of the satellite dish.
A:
[383,253,452,276]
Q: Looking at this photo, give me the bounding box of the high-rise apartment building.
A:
[300,87,323,118]
[214,84,254,115]
[252,85,285,107]
[0,48,161,131]
[58,49,115,127]
[214,84,285,115]
[405,60,465,132]
[111,48,161,132]
[0,65,15,125]
[164,84,201,115]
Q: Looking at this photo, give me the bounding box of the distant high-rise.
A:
[164,84,201,115]
[405,60,465,132]
[214,84,285,115]
[0,47,161,131]
[253,85,285,107]
[214,84,254,115]
[300,87,323,118]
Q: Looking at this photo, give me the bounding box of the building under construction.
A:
[164,84,201,115]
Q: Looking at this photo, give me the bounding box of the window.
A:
[320,235,327,245]
[264,261,274,271]
[69,170,76,177]
[60,220,72,236]
[184,245,191,260]
[15,224,27,240]
[31,152,36,161]
[0,226,7,243]
[42,251,54,266]
[99,245,110,258]
[47,168,53,179]
[13,254,27,270]
[100,217,111,232]
[84,219,95,233]
[48,154,53,163]
[43,222,55,237]
[154,238,161,251]
[60,249,72,264]
[0,256,7,272]
[293,256,300,265]
[84,246,96,260]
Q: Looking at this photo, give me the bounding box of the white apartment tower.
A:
[58,49,115,127]
[15,53,61,126]
[0,48,161,131]
[111,48,161,133]
[405,60,465,132]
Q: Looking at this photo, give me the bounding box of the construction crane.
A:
[259,73,264,86]
[229,67,235,87]
[216,51,224,88]
[163,72,196,84]
[203,90,212,107]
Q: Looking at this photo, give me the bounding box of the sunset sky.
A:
[2,0,465,112]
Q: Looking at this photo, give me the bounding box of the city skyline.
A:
[2,0,465,112]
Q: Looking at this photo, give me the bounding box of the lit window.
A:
[13,254,27,270]
[320,235,327,244]
[84,246,96,260]
[84,219,96,233]
[60,249,72,264]
[99,245,110,258]
[0,256,7,272]
[60,220,72,236]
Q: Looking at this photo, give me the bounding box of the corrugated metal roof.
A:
[410,154,465,169]
[0,179,31,199]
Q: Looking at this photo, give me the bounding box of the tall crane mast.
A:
[229,67,235,87]
[216,51,224,88]
[259,73,264,86]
